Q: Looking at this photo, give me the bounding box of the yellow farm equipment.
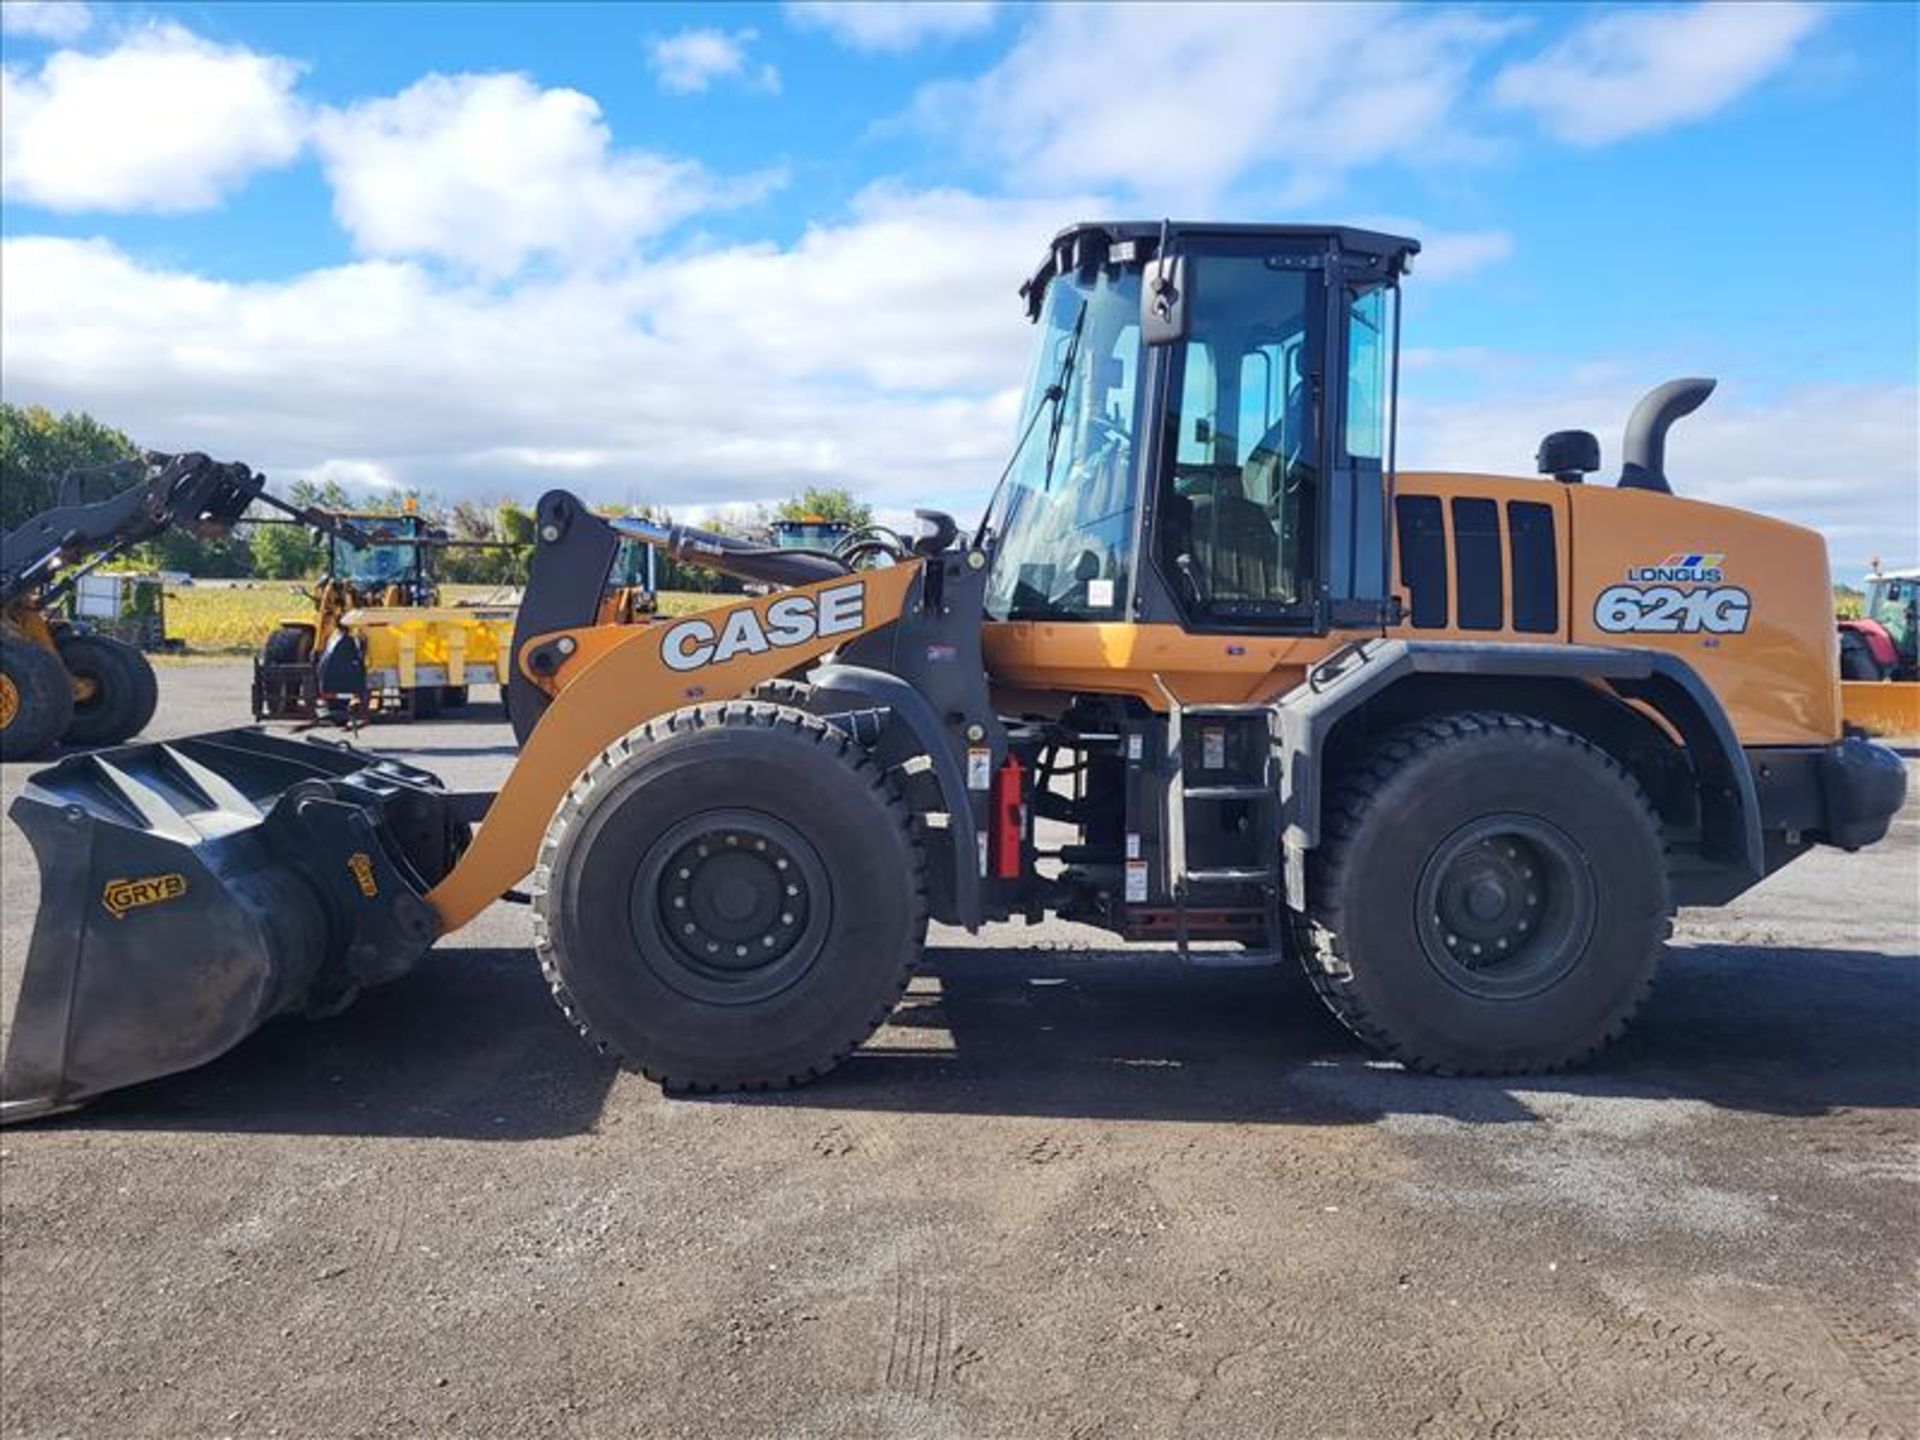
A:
[253,510,518,721]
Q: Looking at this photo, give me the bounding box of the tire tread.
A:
[1291,709,1672,1075]
[530,699,928,1092]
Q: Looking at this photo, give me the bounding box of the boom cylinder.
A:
[609,516,848,589]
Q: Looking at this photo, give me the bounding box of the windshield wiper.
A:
[975,298,1089,546]
[1039,301,1089,494]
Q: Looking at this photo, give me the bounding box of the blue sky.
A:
[3,1,1915,573]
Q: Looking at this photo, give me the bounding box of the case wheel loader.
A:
[0,452,347,761]
[1,222,1906,1122]
[252,509,519,724]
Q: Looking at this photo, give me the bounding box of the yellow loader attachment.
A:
[1841,679,1920,737]
[341,603,518,700]
[1,495,924,1120]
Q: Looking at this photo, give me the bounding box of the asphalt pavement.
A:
[1,663,1915,1439]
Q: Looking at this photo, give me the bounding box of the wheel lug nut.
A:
[762,936,775,947]
[673,896,685,908]
[775,859,788,870]
[781,912,794,924]
[1470,943,1482,956]
[735,945,748,957]
[1496,938,1508,951]
[755,840,767,851]
[683,923,695,934]
[705,942,718,954]
[1445,933,1458,948]
[678,868,691,880]
[786,884,798,896]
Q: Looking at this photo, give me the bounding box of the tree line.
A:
[1,404,873,591]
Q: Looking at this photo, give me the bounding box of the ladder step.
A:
[1183,784,1272,801]
[1183,866,1272,884]
[1179,704,1275,718]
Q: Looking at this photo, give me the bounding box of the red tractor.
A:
[1840,567,1918,681]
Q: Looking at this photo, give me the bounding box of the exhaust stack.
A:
[1619,377,1716,494]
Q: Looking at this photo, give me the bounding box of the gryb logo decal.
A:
[102,873,187,920]
[1595,551,1750,635]
[660,581,866,672]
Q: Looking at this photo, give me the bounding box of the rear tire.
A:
[58,633,158,746]
[1294,711,1669,1074]
[1840,629,1886,681]
[256,624,316,720]
[0,627,73,761]
[261,624,314,667]
[533,700,927,1090]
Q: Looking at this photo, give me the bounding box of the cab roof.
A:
[1021,220,1420,318]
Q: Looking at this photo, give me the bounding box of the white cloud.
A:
[1,1,91,41]
[0,22,304,212]
[4,199,1905,577]
[648,27,779,95]
[0,192,1065,519]
[786,1,996,54]
[1493,2,1826,146]
[1405,228,1514,281]
[1357,218,1514,281]
[909,3,1508,207]
[312,73,775,277]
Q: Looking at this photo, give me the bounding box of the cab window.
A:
[1156,255,1317,613]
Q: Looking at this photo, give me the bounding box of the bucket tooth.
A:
[1,728,461,1123]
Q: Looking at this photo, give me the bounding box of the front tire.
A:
[1295,711,1669,1074]
[534,701,927,1090]
[0,627,74,761]
[58,633,158,746]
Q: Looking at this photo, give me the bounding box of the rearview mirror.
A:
[1142,255,1190,346]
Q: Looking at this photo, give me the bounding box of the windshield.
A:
[983,265,1142,621]
[771,520,850,552]
[335,520,419,587]
[1869,577,1914,649]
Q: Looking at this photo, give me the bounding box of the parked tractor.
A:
[1839,565,1918,735]
[253,510,518,722]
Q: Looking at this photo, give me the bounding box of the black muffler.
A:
[1,730,463,1122]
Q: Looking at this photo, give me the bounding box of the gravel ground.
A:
[2,663,1916,1439]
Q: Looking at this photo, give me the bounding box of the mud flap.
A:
[1,729,462,1122]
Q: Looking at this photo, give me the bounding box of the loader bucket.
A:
[1,730,464,1122]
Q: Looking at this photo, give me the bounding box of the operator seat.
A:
[1188,473,1279,601]
[1239,379,1315,603]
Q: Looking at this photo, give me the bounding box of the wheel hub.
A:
[1415,814,1596,999]
[632,809,828,1005]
